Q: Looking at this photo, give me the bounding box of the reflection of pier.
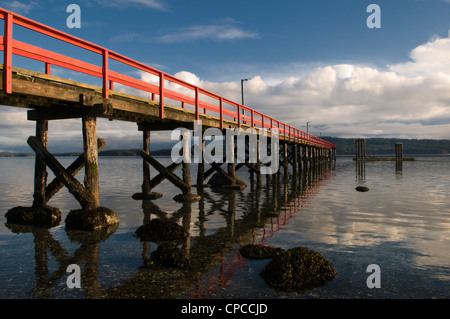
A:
[4,162,334,299]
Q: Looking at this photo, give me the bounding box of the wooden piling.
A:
[132,130,163,200]
[142,130,152,194]
[33,119,48,208]
[395,142,403,159]
[82,116,100,209]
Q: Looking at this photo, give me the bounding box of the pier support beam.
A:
[82,116,100,209]
[5,119,62,227]
[132,130,163,200]
[33,119,49,208]
[195,138,209,187]
[65,116,119,231]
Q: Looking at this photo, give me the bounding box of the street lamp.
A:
[241,78,252,124]
[307,122,310,135]
[241,77,252,106]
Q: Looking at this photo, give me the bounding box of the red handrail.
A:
[0,7,336,149]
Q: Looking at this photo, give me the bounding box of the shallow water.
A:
[0,156,449,299]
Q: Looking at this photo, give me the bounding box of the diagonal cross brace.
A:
[27,136,97,210]
[44,138,106,204]
[140,150,190,194]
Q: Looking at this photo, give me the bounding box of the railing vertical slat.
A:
[159,72,164,119]
[102,49,109,99]
[219,97,223,130]
[195,87,199,121]
[45,62,51,75]
[237,105,241,128]
[3,12,13,94]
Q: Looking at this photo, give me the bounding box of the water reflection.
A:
[3,162,334,299]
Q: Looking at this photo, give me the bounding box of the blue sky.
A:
[1,0,450,152]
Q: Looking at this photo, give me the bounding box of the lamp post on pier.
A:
[241,78,252,124]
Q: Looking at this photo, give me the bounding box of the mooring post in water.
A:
[82,116,100,209]
[355,138,366,160]
[33,119,48,207]
[395,142,403,159]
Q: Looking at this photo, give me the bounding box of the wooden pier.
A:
[0,8,336,230]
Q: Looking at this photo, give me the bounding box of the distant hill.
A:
[322,137,450,155]
[0,148,172,158]
[1,138,449,157]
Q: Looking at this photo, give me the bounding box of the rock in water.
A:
[135,218,188,242]
[239,244,284,259]
[261,246,337,292]
[5,205,61,227]
[65,207,119,231]
[356,186,369,192]
[150,243,190,269]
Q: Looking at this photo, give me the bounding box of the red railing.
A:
[0,8,336,149]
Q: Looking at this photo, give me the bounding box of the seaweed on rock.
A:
[239,244,284,259]
[135,218,188,243]
[261,246,337,293]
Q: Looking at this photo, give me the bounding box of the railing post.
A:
[195,87,200,121]
[102,49,109,99]
[237,105,241,128]
[159,72,165,119]
[219,97,223,130]
[251,109,254,128]
[3,12,13,94]
[45,63,51,75]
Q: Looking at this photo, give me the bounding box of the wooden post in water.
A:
[196,138,207,187]
[82,116,100,210]
[133,130,163,200]
[395,142,403,159]
[142,130,152,194]
[173,129,201,202]
[283,142,288,174]
[303,145,309,167]
[227,135,236,183]
[293,144,298,174]
[33,119,48,207]
[256,135,262,186]
[355,138,366,160]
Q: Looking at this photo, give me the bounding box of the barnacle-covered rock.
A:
[356,186,369,192]
[65,207,119,231]
[5,205,61,227]
[150,243,190,269]
[135,218,188,243]
[261,246,337,293]
[239,244,284,259]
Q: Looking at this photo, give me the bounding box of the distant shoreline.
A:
[1,137,449,157]
[0,148,173,158]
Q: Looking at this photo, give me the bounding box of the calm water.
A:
[0,155,449,299]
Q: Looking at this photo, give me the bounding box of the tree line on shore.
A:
[1,137,449,157]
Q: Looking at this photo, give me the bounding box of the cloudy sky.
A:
[0,0,450,152]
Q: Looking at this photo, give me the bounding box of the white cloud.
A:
[131,35,450,139]
[389,36,450,77]
[0,1,38,14]
[92,0,166,10]
[155,23,260,43]
[2,32,450,152]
